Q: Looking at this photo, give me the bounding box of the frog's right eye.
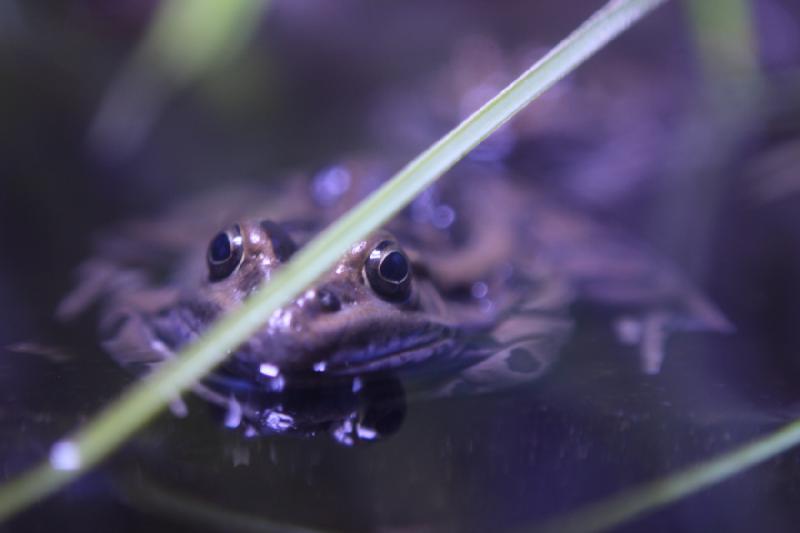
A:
[207,224,244,281]
[364,240,412,302]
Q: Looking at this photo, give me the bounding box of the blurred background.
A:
[2,1,800,532]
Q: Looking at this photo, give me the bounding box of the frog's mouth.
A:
[229,317,461,376]
[197,321,461,396]
[146,300,463,386]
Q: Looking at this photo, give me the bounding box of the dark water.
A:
[3,1,800,532]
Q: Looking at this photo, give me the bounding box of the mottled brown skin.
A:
[154,226,460,374]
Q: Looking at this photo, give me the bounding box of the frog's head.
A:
[142,219,458,379]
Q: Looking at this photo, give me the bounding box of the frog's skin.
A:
[60,158,730,442]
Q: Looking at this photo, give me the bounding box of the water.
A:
[5,320,799,532]
[3,1,800,532]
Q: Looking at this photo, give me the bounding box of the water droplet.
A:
[50,440,81,471]
[259,363,280,378]
[471,281,489,299]
[311,165,351,206]
[331,418,355,446]
[431,204,456,229]
[267,375,286,392]
[356,425,378,441]
[615,317,642,345]
[263,411,294,431]
[224,397,242,428]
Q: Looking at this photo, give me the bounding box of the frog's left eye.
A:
[365,240,411,302]
[207,224,244,281]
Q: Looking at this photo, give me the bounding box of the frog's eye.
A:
[207,224,244,281]
[365,240,411,302]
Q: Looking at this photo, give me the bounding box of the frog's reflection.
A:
[199,369,406,446]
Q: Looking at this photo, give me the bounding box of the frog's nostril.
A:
[317,288,341,313]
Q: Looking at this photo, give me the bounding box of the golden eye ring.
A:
[207,224,244,281]
[364,240,412,302]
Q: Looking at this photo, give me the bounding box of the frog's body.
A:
[60,158,729,441]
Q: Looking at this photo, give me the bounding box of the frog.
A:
[58,156,730,445]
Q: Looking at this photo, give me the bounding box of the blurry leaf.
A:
[684,0,762,95]
[89,0,269,159]
[143,0,268,84]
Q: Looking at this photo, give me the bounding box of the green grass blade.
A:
[0,0,667,523]
[683,0,761,90]
[531,417,800,533]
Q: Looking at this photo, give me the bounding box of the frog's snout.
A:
[293,284,343,317]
